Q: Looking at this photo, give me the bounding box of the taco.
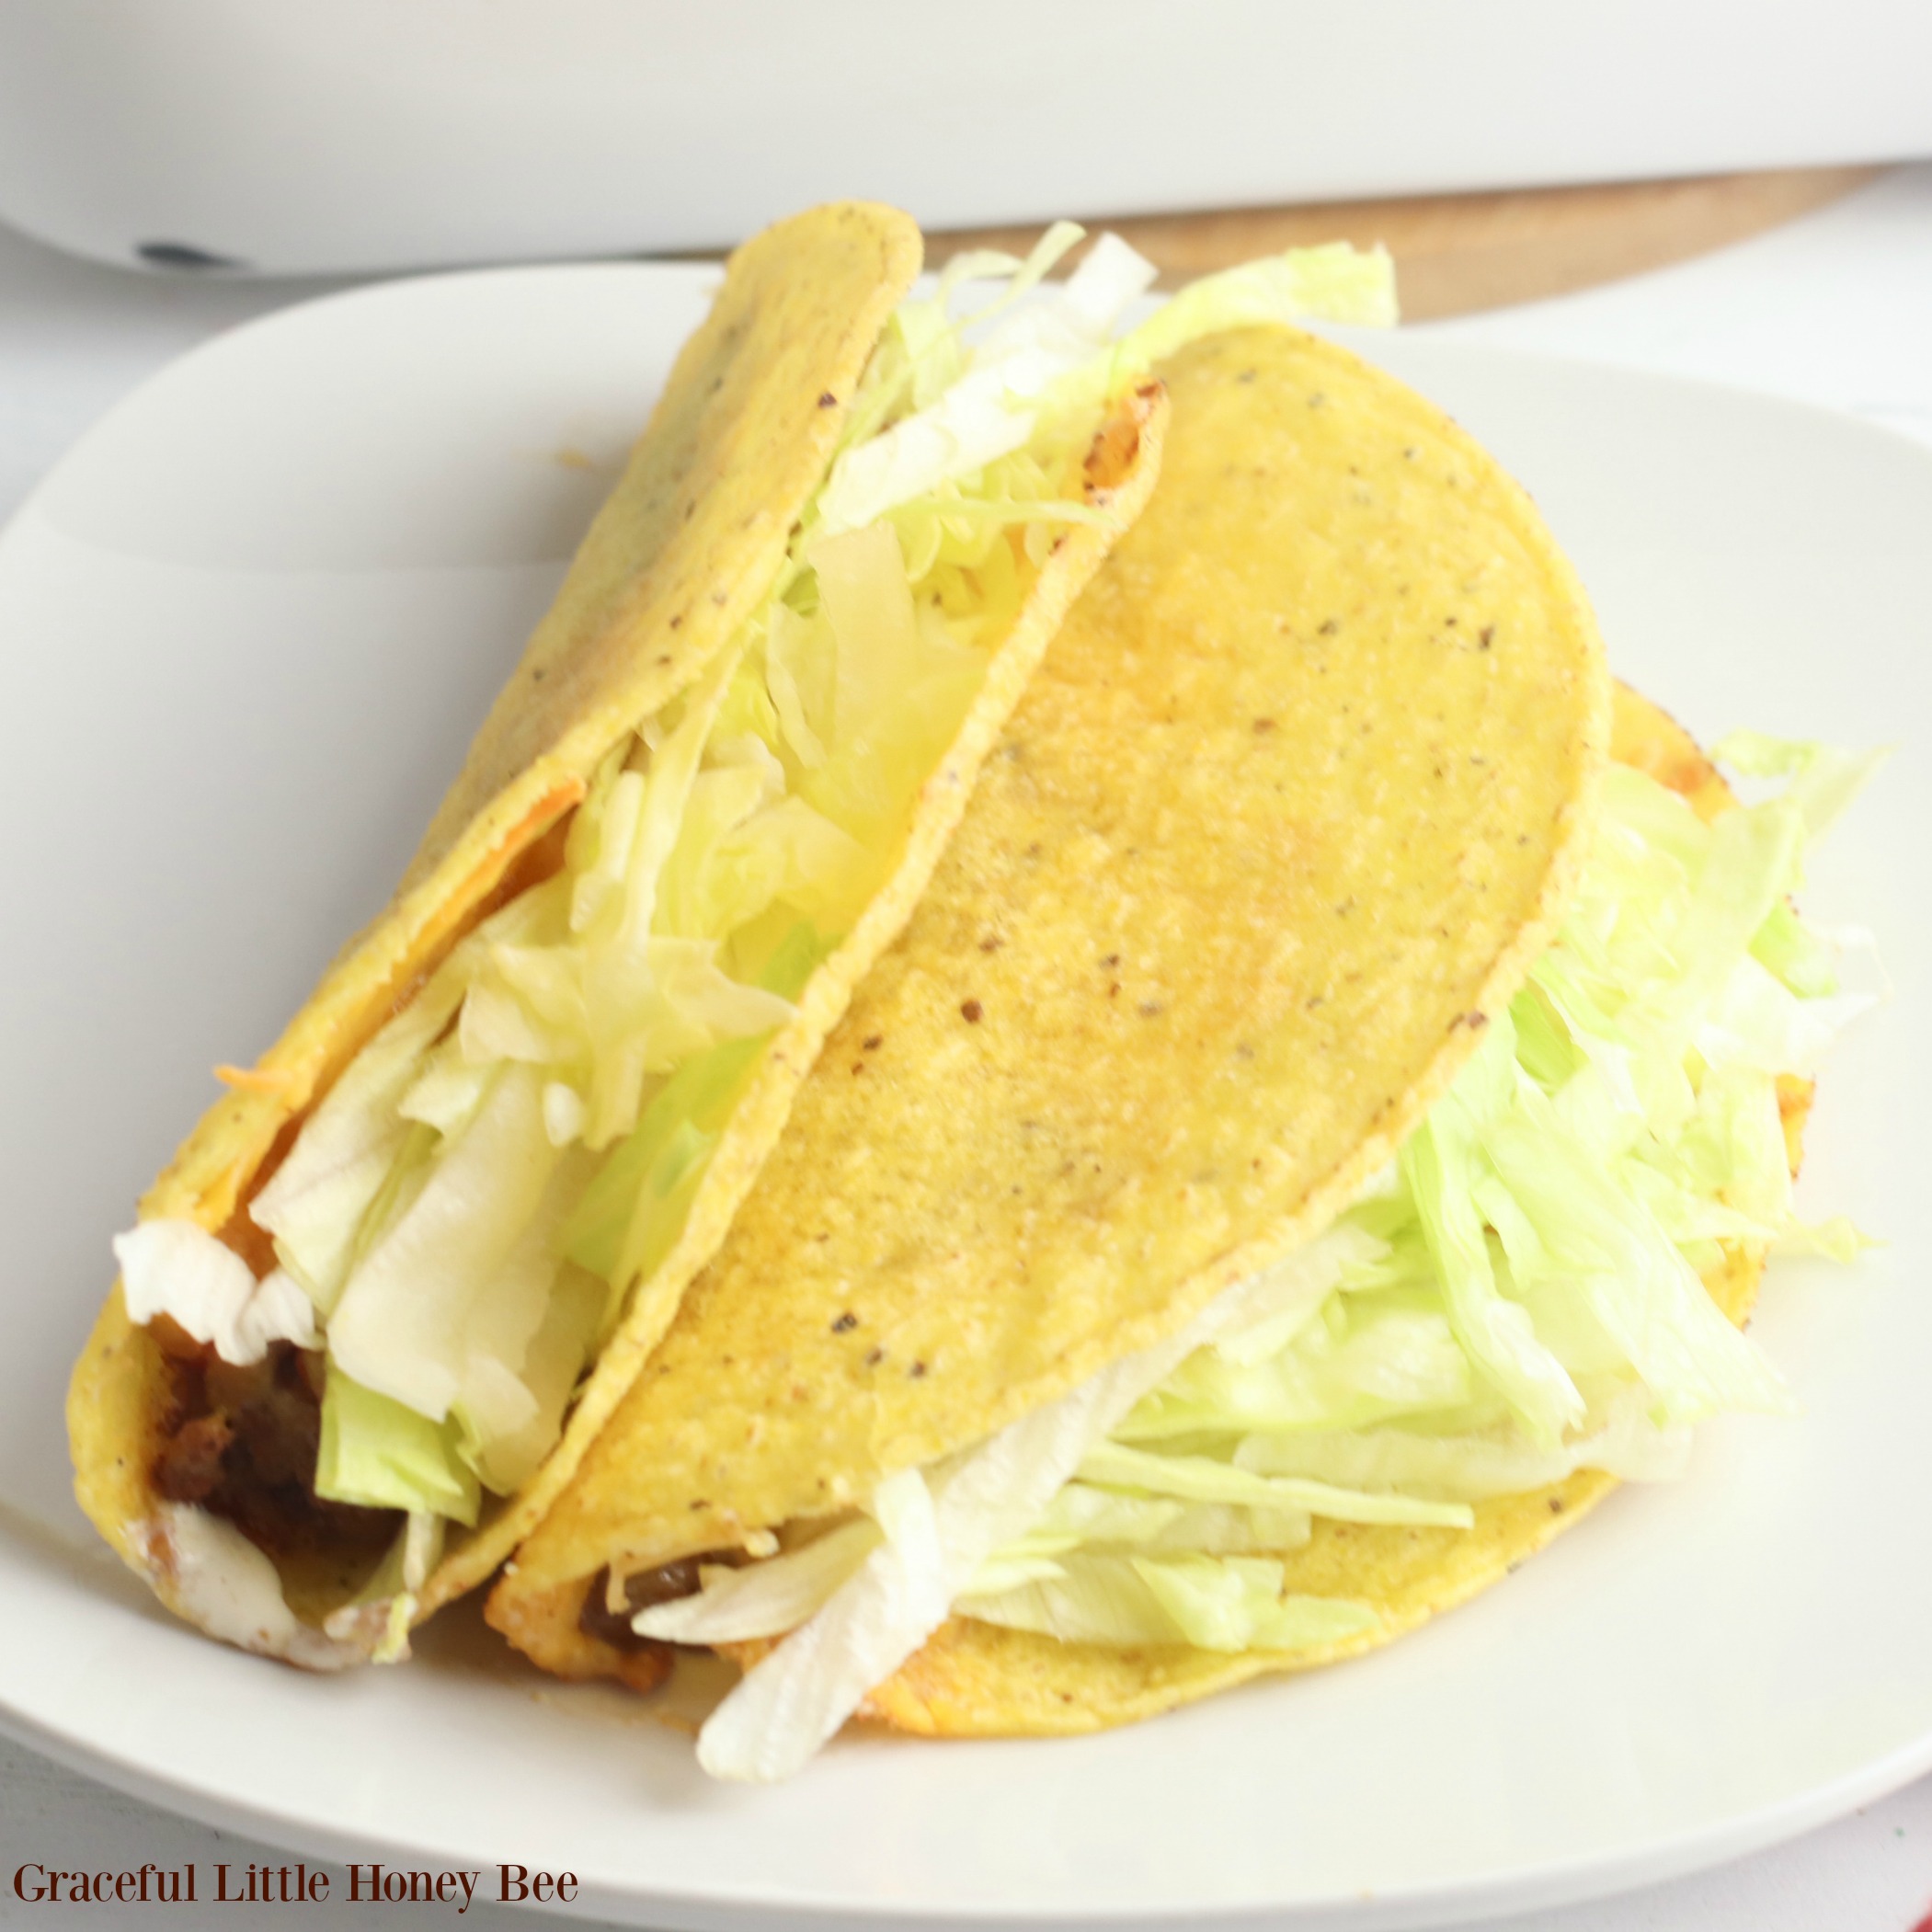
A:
[68,203,1240,1667]
[816,689,1835,1744]
[488,321,1873,1779]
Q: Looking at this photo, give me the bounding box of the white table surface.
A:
[4,168,1931,1930]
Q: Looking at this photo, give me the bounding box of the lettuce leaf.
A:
[114,1220,316,1365]
[1120,243,1398,371]
[315,1368,478,1526]
[960,1554,1377,1653]
[251,958,474,1315]
[1079,1439,1473,1529]
[634,1519,882,1646]
[326,1065,563,1419]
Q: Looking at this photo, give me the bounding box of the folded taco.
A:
[487,320,1875,1778]
[72,203,1331,1665]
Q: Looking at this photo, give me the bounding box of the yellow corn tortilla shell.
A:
[853,687,1814,1738]
[67,200,1169,1664]
[488,320,1611,1686]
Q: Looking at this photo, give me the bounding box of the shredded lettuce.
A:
[1000,1481,1316,1565]
[563,1033,765,1285]
[960,1554,1378,1652]
[455,1263,605,1494]
[1121,243,1399,371]
[815,229,1153,536]
[114,1220,316,1365]
[1078,1439,1473,1529]
[635,1519,883,1647]
[325,1066,566,1419]
[251,961,474,1316]
[1234,1382,1693,1499]
[1712,730,1890,843]
[316,1369,479,1526]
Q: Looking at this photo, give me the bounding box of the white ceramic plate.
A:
[0,266,1926,1932]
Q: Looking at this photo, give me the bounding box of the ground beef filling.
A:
[151,1327,395,1567]
[579,1554,740,1653]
